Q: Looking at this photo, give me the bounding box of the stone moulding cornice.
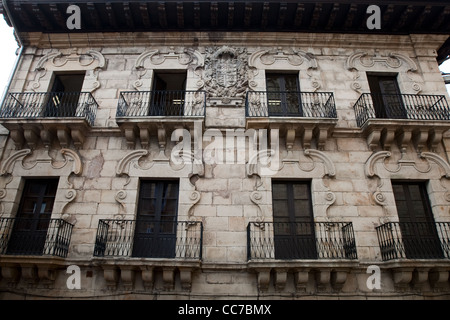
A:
[25,31,425,50]
[0,148,82,181]
[31,49,106,93]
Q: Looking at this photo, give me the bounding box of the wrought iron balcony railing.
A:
[245,91,337,118]
[93,219,203,260]
[376,222,450,261]
[0,92,99,126]
[116,90,206,118]
[247,221,357,260]
[353,93,450,127]
[0,218,74,258]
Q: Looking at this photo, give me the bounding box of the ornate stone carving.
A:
[420,152,450,179]
[0,148,82,218]
[249,48,318,69]
[365,150,450,215]
[133,47,203,90]
[304,149,336,178]
[0,149,32,176]
[116,149,150,178]
[346,50,422,93]
[115,190,128,216]
[248,47,321,91]
[31,49,106,93]
[203,46,249,100]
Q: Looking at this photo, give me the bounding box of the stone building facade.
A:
[0,1,449,299]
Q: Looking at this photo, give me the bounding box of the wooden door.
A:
[266,73,302,116]
[132,180,179,258]
[392,182,443,259]
[7,179,58,255]
[272,181,317,259]
[367,74,406,119]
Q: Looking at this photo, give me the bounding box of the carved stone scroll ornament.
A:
[133,48,204,90]
[365,151,450,212]
[248,48,321,91]
[31,49,106,93]
[0,148,82,218]
[346,50,422,93]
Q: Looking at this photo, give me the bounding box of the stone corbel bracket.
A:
[249,262,357,293]
[96,260,201,292]
[0,256,67,289]
[116,149,150,181]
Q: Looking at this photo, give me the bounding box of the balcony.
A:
[0,217,74,286]
[247,221,357,261]
[247,221,358,291]
[0,217,74,258]
[352,93,450,151]
[376,221,450,261]
[93,219,203,259]
[116,90,206,148]
[92,219,203,290]
[0,91,99,149]
[245,91,338,150]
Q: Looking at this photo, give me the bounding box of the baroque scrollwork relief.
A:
[346,50,423,93]
[203,46,250,100]
[0,148,83,218]
[31,48,106,92]
[250,148,336,218]
[248,47,321,91]
[365,150,450,221]
[115,149,204,219]
[133,47,203,90]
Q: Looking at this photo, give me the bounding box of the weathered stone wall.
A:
[0,32,449,299]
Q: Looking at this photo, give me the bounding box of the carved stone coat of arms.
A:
[203,46,249,101]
